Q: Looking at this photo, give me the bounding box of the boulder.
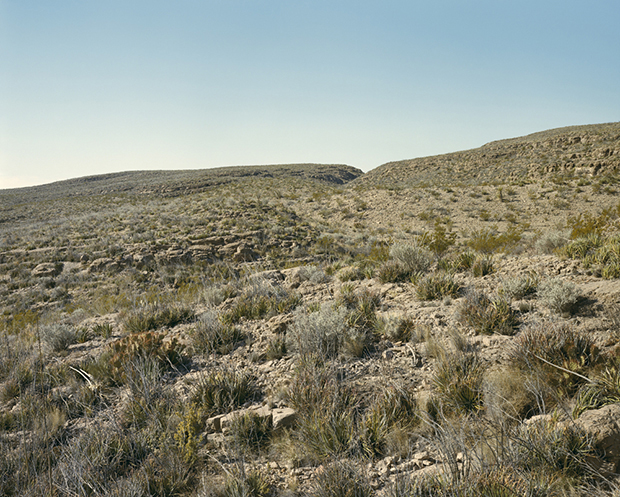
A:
[88,258,120,273]
[32,262,63,278]
[233,244,258,262]
[272,408,297,431]
[575,403,620,473]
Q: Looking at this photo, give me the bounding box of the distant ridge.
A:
[353,122,620,188]
[0,163,362,204]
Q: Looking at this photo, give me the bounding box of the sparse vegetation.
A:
[4,129,620,495]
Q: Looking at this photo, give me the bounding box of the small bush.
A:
[390,242,433,273]
[415,272,460,301]
[499,273,538,301]
[458,291,518,335]
[191,368,259,417]
[287,303,351,358]
[192,310,244,355]
[538,277,580,314]
[535,230,568,254]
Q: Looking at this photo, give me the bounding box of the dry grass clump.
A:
[431,351,485,415]
[310,461,373,497]
[221,277,301,324]
[39,324,77,353]
[191,310,244,355]
[458,291,518,335]
[122,303,195,333]
[191,367,259,417]
[287,361,360,463]
[510,321,600,398]
[415,272,460,301]
[538,277,581,314]
[361,385,420,458]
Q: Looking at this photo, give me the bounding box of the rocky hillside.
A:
[354,122,620,188]
[3,125,620,496]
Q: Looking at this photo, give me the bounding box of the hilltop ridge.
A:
[353,121,620,188]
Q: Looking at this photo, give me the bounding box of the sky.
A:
[1,1,619,189]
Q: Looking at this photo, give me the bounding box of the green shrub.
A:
[458,291,518,335]
[415,272,460,301]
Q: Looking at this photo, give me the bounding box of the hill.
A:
[0,163,362,206]
[354,122,620,188]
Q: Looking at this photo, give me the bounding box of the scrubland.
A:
[2,124,620,496]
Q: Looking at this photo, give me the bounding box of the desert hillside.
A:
[355,122,620,188]
[2,128,620,496]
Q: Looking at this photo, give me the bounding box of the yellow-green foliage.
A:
[174,404,203,464]
[566,202,620,239]
[467,227,522,253]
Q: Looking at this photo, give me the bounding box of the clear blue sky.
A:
[1,1,619,189]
